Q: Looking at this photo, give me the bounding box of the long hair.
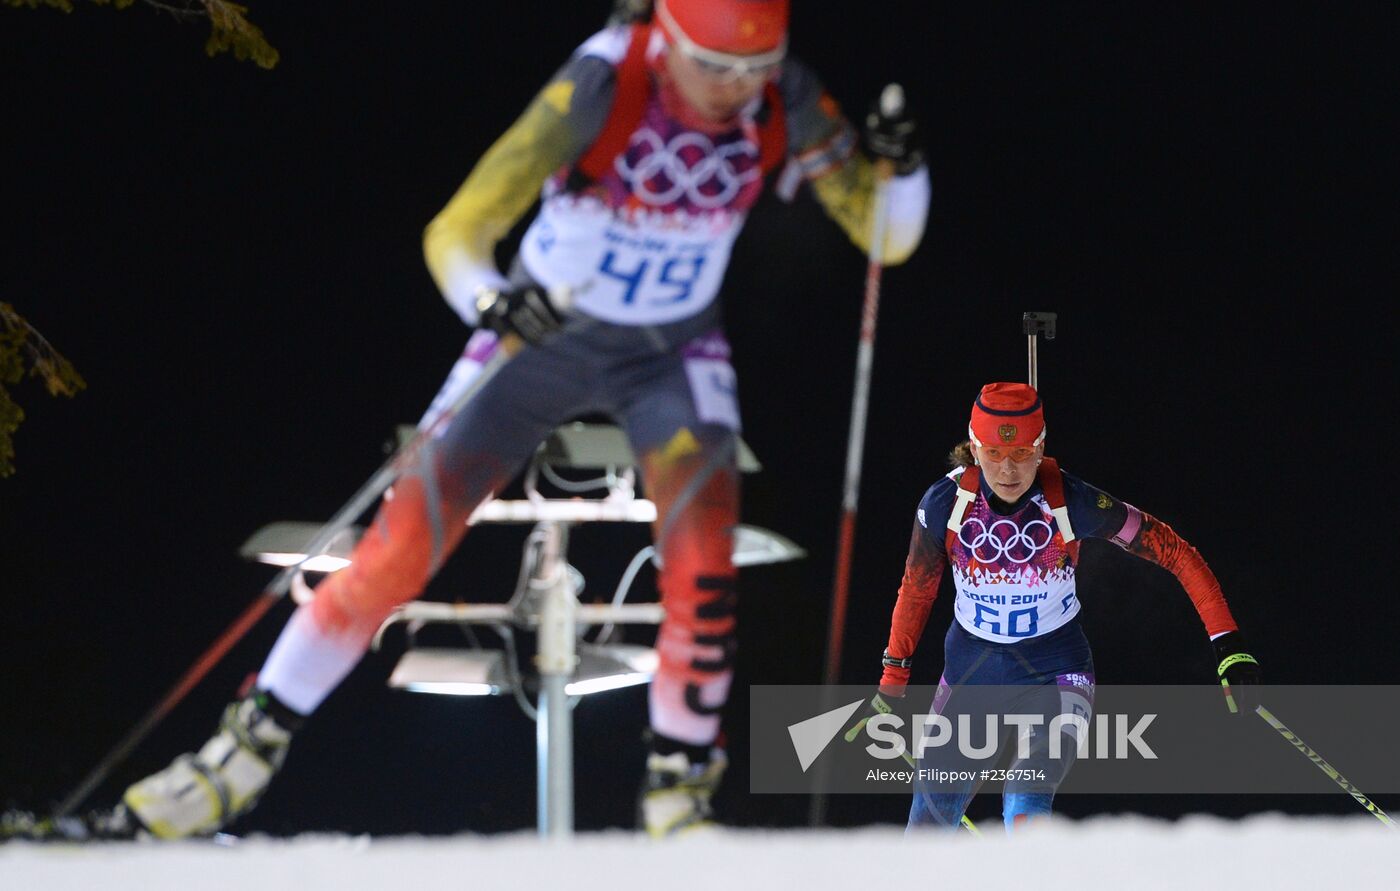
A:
[947,439,975,471]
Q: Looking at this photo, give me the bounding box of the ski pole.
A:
[819,94,901,693]
[1255,705,1396,828]
[49,328,532,821]
[809,108,898,828]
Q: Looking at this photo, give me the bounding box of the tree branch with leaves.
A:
[5,0,278,68]
[0,305,86,478]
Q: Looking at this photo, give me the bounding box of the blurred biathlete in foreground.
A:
[120,0,930,839]
[869,383,1261,832]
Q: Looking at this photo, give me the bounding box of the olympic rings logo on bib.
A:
[615,128,760,209]
[957,517,1054,565]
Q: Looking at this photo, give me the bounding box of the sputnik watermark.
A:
[753,685,1400,795]
[860,712,1157,761]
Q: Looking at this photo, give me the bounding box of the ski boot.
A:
[639,745,727,838]
[122,690,301,838]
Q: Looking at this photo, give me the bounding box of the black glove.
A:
[844,690,902,746]
[475,285,564,346]
[843,648,917,749]
[864,83,923,176]
[1213,630,1262,714]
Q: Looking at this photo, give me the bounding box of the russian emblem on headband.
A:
[998,424,1017,443]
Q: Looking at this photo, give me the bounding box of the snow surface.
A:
[3,816,1394,891]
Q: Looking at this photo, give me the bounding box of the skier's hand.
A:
[1213,630,1262,714]
[844,647,916,742]
[843,690,904,745]
[475,284,564,346]
[864,83,923,176]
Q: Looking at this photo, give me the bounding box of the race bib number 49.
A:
[598,244,707,307]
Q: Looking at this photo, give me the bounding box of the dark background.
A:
[2,2,1394,834]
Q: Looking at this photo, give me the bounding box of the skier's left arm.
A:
[1066,474,1263,705]
[776,59,930,264]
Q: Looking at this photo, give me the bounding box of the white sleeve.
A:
[436,246,510,327]
[879,165,931,264]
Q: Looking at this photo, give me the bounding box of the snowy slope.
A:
[3,817,1393,891]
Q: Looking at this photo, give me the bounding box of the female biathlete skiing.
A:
[871,383,1262,832]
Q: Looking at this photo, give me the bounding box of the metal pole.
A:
[1027,333,1039,390]
[534,521,576,837]
[1021,312,1057,390]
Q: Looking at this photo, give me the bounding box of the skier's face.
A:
[974,442,1044,503]
[663,45,776,123]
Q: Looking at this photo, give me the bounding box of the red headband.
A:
[656,0,789,58]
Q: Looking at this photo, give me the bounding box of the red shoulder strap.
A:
[1037,457,1066,510]
[958,465,981,495]
[757,81,786,175]
[1037,456,1081,563]
[576,24,653,182]
[577,25,788,182]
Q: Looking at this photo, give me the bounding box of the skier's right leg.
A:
[906,675,979,833]
[123,332,592,837]
[998,628,1095,834]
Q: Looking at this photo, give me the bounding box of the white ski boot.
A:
[639,747,727,838]
[122,691,297,838]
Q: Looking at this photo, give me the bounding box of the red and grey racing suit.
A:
[881,463,1238,830]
